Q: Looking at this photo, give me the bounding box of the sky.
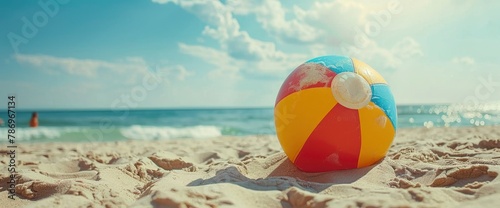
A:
[1,0,499,110]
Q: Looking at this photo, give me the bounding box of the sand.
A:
[1,126,500,208]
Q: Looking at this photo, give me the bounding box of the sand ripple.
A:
[1,126,499,207]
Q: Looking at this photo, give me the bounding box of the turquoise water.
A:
[1,103,499,142]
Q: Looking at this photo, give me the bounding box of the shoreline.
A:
[1,126,500,207]
[1,125,498,144]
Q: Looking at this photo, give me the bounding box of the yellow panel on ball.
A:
[274,88,337,162]
[352,58,387,85]
[357,102,396,168]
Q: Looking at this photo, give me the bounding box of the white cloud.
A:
[450,56,477,72]
[226,0,320,43]
[173,65,194,81]
[295,0,474,43]
[178,43,242,79]
[214,0,423,71]
[178,42,305,79]
[387,0,475,32]
[153,0,311,80]
[295,0,371,42]
[391,38,424,59]
[154,64,194,82]
[224,0,391,45]
[154,0,281,61]
[13,54,119,77]
[155,0,483,81]
[346,37,423,70]
[287,0,426,70]
[452,56,475,66]
[13,54,192,84]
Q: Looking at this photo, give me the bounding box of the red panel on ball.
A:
[294,104,362,172]
[275,63,336,105]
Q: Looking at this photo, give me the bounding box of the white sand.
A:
[1,126,500,207]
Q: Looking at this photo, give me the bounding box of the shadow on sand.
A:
[187,153,381,193]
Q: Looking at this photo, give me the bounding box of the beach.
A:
[1,126,500,208]
[2,0,499,207]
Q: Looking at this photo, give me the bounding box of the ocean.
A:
[1,103,499,143]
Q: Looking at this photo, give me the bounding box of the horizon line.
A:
[2,102,498,112]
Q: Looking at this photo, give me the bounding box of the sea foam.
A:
[0,125,222,142]
[119,125,222,140]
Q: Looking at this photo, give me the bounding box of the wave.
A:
[0,125,223,142]
[120,125,222,140]
[0,127,82,141]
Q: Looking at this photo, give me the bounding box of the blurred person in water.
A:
[30,112,38,127]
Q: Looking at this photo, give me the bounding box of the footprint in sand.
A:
[430,165,497,188]
[390,164,498,196]
[148,151,196,172]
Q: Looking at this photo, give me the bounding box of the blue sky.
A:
[1,0,499,109]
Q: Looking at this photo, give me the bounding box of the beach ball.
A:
[274,55,397,172]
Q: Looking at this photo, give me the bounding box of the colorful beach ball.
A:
[274,55,397,172]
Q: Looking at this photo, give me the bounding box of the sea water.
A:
[1,103,499,142]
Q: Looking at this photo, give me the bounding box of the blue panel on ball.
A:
[371,84,397,129]
[305,55,355,74]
